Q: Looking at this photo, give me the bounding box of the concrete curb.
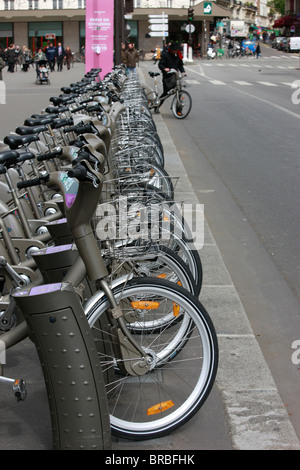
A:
[138,64,300,450]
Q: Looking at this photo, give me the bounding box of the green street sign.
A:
[204,2,212,14]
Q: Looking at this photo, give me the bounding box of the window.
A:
[4,0,15,10]
[53,0,63,8]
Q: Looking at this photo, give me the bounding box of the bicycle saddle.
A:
[49,96,71,107]
[0,149,34,169]
[44,106,69,115]
[24,117,54,126]
[149,72,160,77]
[0,150,19,165]
[15,125,48,136]
[3,134,39,150]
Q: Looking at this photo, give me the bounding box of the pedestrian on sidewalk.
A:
[0,55,5,80]
[256,42,261,58]
[45,43,56,71]
[56,42,65,71]
[124,42,139,75]
[21,46,32,72]
[6,44,16,73]
[64,46,73,70]
[153,45,161,65]
[14,45,21,71]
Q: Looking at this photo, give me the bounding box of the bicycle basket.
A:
[164,73,177,92]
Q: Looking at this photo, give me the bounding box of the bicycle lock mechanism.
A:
[12,282,111,450]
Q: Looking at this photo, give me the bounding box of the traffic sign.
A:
[185,24,195,33]
[148,18,168,24]
[149,31,169,37]
[204,2,212,14]
[148,14,168,18]
[149,24,168,31]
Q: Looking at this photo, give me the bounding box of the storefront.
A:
[0,9,85,56]
[28,22,63,55]
[0,22,13,50]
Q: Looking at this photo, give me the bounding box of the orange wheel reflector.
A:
[157,273,167,279]
[173,303,180,317]
[147,400,175,416]
[131,301,160,310]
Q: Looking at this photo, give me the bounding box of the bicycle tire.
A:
[171,91,192,119]
[85,277,218,440]
[107,244,198,297]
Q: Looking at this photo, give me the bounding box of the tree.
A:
[267,0,285,16]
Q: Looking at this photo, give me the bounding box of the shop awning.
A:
[273,14,300,28]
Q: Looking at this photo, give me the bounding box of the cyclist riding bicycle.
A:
[158,42,186,104]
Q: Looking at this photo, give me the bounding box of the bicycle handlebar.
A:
[37,148,63,162]
[67,164,87,181]
[17,174,49,190]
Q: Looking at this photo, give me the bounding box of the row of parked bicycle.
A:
[0,65,218,449]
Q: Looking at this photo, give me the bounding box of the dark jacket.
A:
[6,48,16,64]
[158,50,185,75]
[46,46,56,61]
[0,56,5,80]
[125,48,139,68]
[56,45,65,58]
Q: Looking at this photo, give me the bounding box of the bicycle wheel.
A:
[106,244,198,297]
[171,91,192,119]
[85,277,218,440]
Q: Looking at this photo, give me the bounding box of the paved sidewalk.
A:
[0,62,299,451]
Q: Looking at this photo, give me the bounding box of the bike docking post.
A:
[12,282,111,450]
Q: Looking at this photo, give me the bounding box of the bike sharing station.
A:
[0,2,218,451]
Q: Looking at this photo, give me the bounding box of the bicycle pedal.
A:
[0,375,27,401]
[13,379,27,402]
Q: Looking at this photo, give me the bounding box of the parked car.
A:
[272,36,284,48]
[278,37,288,51]
[241,39,256,54]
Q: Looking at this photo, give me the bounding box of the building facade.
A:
[0,0,279,58]
[0,0,86,54]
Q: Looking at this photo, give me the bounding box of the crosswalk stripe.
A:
[257,81,278,86]
[233,81,253,86]
[186,79,200,84]
[209,79,226,85]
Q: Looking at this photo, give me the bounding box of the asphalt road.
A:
[151,44,300,439]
